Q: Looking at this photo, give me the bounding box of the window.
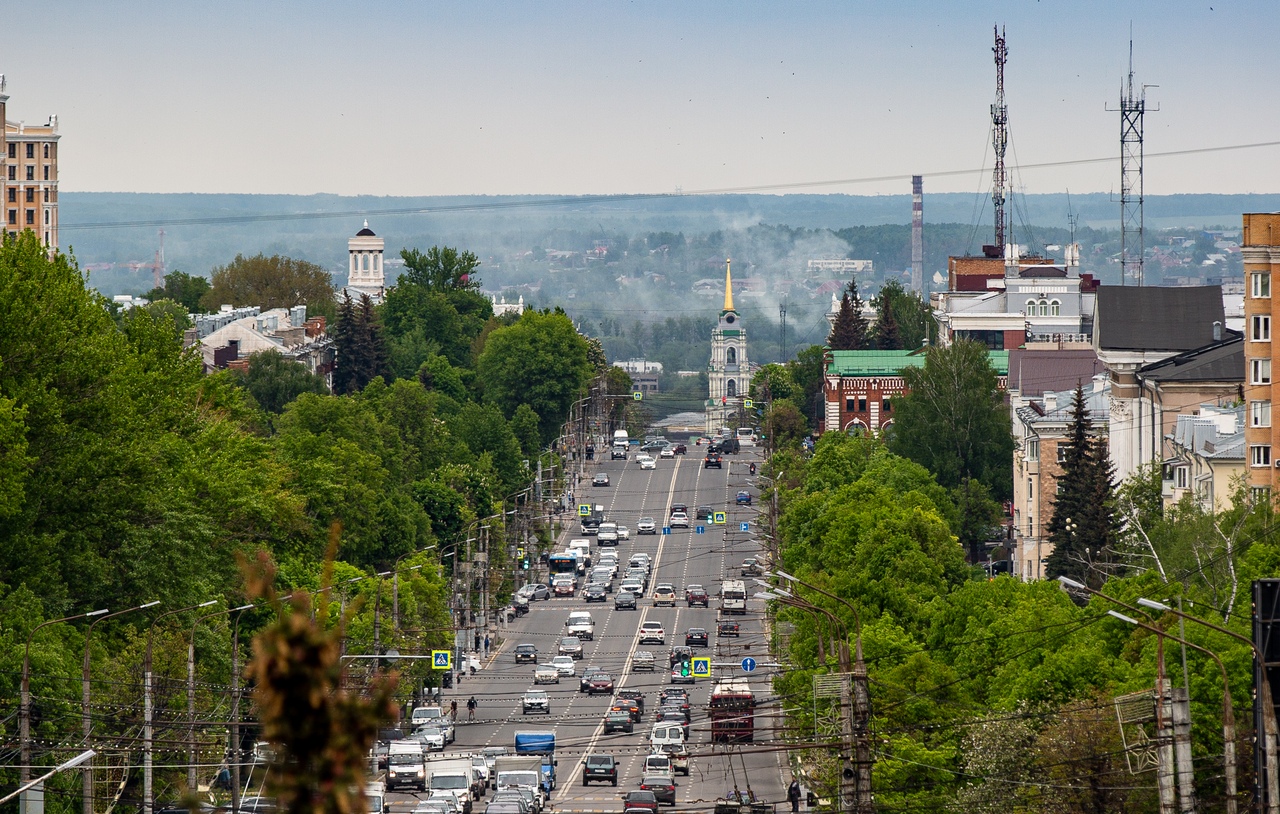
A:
[1025,299,1036,315]
[6,143,14,159]
[845,398,856,412]
[25,209,34,225]
[1026,438,1040,461]
[43,189,49,202]
[726,379,736,397]
[26,166,34,181]
[25,188,33,202]
[43,209,49,224]
[43,144,49,158]
[858,398,867,412]
[1252,486,1273,505]
[25,144,34,159]
[726,346,736,365]
[1252,445,1272,468]
[1027,478,1033,500]
[1174,466,1189,489]
[1057,443,1070,464]
[1253,359,1273,385]
[42,166,48,181]
[1254,272,1272,299]
[7,210,15,225]
[1254,401,1273,428]
[882,397,892,412]
[1050,300,1061,316]
[6,189,13,203]
[7,167,14,180]
[1254,315,1272,342]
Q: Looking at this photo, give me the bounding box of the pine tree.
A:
[1045,385,1118,587]
[872,293,902,350]
[332,291,359,395]
[827,281,869,350]
[357,293,389,386]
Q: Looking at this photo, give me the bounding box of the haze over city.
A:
[7,0,1279,198]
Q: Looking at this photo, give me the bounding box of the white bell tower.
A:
[347,221,385,300]
[706,259,747,433]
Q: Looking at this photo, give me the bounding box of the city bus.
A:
[709,679,755,743]
[548,552,582,580]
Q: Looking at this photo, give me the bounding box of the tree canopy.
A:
[826,281,869,351]
[199,253,336,315]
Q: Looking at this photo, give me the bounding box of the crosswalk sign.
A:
[633,391,643,401]
[578,504,591,517]
[691,657,711,678]
[744,399,753,408]
[713,512,726,525]
[431,650,452,670]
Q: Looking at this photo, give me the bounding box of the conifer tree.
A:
[872,293,902,350]
[827,281,869,350]
[331,292,360,395]
[1045,385,1119,586]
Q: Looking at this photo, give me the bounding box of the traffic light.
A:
[521,557,530,570]
[680,660,691,677]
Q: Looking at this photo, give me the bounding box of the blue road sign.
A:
[740,522,750,532]
[578,504,591,517]
[713,512,726,525]
[695,525,705,534]
[662,526,671,535]
[633,391,643,401]
[431,650,452,670]
[691,657,712,678]
[741,657,757,673]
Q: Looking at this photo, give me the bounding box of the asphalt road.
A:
[391,444,786,813]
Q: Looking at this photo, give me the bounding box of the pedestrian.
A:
[449,700,457,721]
[467,696,477,721]
[787,778,802,813]
[484,634,491,656]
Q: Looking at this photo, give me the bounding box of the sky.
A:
[6,0,1279,198]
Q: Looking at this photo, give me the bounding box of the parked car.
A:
[514,644,538,664]
[636,517,657,535]
[684,628,709,647]
[736,490,752,505]
[521,690,550,715]
[592,473,611,486]
[615,591,638,611]
[582,753,618,786]
[603,710,634,735]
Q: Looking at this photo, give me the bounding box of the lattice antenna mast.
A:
[1116,36,1156,286]
[991,25,1009,257]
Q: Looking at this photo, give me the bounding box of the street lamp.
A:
[1,749,96,807]
[1107,609,1239,814]
[188,603,253,791]
[21,607,108,795]
[144,600,218,814]
[83,601,159,814]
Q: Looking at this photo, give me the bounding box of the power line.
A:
[59,139,1280,232]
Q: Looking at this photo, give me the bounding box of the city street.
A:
[389,443,786,813]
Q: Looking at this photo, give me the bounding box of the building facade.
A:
[1165,404,1245,513]
[1243,213,1280,499]
[706,261,748,433]
[344,221,385,302]
[185,305,335,387]
[1,75,60,249]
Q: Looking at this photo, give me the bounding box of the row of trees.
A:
[0,231,595,810]
[827,279,934,351]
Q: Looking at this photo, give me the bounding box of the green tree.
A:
[381,247,493,371]
[871,287,902,350]
[889,339,1013,499]
[786,344,827,426]
[511,404,543,458]
[872,279,933,350]
[333,293,389,396]
[1045,385,1118,587]
[827,282,869,350]
[415,354,469,404]
[144,269,211,312]
[230,349,330,414]
[750,363,796,403]
[400,246,482,293]
[476,308,593,443]
[199,253,335,314]
[951,477,1004,565]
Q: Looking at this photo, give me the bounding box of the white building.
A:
[706,260,749,433]
[344,221,385,303]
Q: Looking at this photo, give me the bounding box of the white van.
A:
[565,611,595,641]
[643,753,673,776]
[411,706,444,727]
[649,723,686,749]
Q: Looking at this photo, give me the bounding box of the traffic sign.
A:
[744,399,753,408]
[713,512,726,525]
[431,650,452,670]
[740,522,750,532]
[662,526,671,535]
[633,391,643,401]
[692,657,711,678]
[741,657,757,673]
[578,504,591,517]
[696,525,705,534]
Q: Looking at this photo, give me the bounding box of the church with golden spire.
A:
[705,259,749,433]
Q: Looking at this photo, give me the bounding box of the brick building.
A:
[1,75,60,249]
[1243,212,1280,500]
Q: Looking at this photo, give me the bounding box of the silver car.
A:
[636,517,657,535]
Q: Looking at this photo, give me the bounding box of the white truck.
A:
[721,579,747,615]
[612,430,629,459]
[427,757,477,814]
[565,611,595,641]
[385,739,426,791]
[493,757,548,809]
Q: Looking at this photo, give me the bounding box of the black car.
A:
[582,753,618,785]
[616,689,646,716]
[695,505,714,522]
[593,473,611,487]
[668,646,693,668]
[672,444,687,455]
[703,453,722,469]
[684,628,709,647]
[514,644,538,664]
[718,620,740,637]
[602,710,634,735]
[584,584,607,602]
[614,591,637,611]
[639,775,677,806]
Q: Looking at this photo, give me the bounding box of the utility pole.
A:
[852,638,874,813]
[1155,636,1177,814]
[779,298,787,363]
[1171,685,1196,813]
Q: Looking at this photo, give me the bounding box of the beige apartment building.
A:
[1,75,60,249]
[1243,213,1280,499]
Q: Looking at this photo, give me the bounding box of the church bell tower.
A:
[706,259,747,433]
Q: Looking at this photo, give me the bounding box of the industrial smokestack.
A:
[911,175,924,293]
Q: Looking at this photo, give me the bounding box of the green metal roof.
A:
[826,349,1009,376]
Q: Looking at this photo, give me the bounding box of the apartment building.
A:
[1243,213,1280,499]
[0,76,60,249]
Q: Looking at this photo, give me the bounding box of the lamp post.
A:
[144,600,218,814]
[2,750,96,808]
[765,570,871,814]
[83,601,159,814]
[22,607,108,804]
[1108,610,1237,814]
[189,604,253,792]
[1137,596,1275,814]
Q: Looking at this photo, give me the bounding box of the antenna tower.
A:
[911,175,924,292]
[991,25,1009,257]
[1117,38,1152,286]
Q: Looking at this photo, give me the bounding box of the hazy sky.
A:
[6,0,1278,197]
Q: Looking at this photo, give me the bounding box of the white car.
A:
[659,447,675,459]
[534,665,560,684]
[414,725,446,752]
[616,525,630,541]
[636,517,657,535]
[669,512,690,528]
[638,456,656,470]
[551,655,577,676]
[639,621,665,644]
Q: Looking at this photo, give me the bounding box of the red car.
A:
[672,444,687,455]
[685,585,709,607]
[584,672,615,695]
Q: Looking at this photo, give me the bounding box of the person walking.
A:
[466,696,477,721]
[484,633,491,657]
[787,778,802,813]
[449,699,457,721]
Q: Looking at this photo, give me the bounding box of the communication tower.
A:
[1115,38,1155,286]
[991,25,1009,257]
